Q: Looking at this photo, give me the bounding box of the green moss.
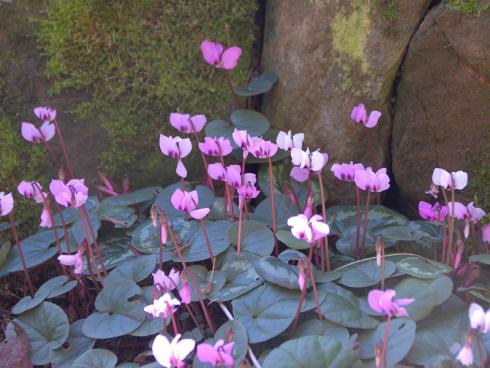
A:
[444,0,488,15]
[37,0,258,185]
[380,0,400,21]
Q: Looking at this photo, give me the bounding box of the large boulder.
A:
[392,5,490,215]
[261,0,431,203]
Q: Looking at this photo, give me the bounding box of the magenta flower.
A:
[276,130,304,151]
[159,135,192,178]
[468,303,490,333]
[368,289,414,318]
[351,103,382,128]
[207,163,227,181]
[0,192,14,217]
[432,168,468,190]
[298,269,306,291]
[34,106,56,123]
[49,179,88,208]
[483,223,490,243]
[249,138,278,159]
[418,201,445,222]
[197,340,235,367]
[58,252,83,274]
[232,128,252,153]
[170,113,206,134]
[179,282,192,304]
[456,344,474,367]
[21,121,55,143]
[144,293,181,319]
[224,165,244,188]
[152,268,180,292]
[171,188,210,220]
[237,174,260,205]
[331,162,365,182]
[287,213,330,243]
[17,181,45,203]
[444,201,467,220]
[152,334,195,368]
[40,206,53,228]
[199,137,232,157]
[200,40,242,70]
[354,167,390,192]
[290,148,328,183]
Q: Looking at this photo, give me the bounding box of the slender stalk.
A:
[83,241,101,292]
[199,219,215,262]
[317,172,330,271]
[53,119,74,179]
[355,186,361,260]
[442,219,447,263]
[475,334,486,368]
[159,223,164,270]
[219,153,235,222]
[184,303,205,337]
[471,223,477,255]
[236,200,244,256]
[8,214,34,296]
[81,206,107,276]
[192,129,214,193]
[41,140,61,169]
[381,316,392,368]
[306,251,323,320]
[224,70,240,109]
[447,187,456,265]
[56,203,72,252]
[360,191,372,259]
[380,247,385,290]
[268,157,278,256]
[78,208,104,285]
[170,313,179,335]
[34,185,62,256]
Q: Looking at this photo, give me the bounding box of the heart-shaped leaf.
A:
[263,336,363,368]
[102,187,158,207]
[49,319,95,368]
[93,238,136,271]
[6,302,70,365]
[295,319,350,345]
[251,193,298,229]
[82,281,144,339]
[358,318,416,367]
[396,256,451,279]
[96,204,137,228]
[253,256,299,289]
[230,110,270,136]
[72,349,117,368]
[182,265,226,302]
[179,220,231,262]
[339,260,396,288]
[233,71,277,97]
[104,254,156,286]
[276,229,309,250]
[227,220,274,256]
[317,283,378,329]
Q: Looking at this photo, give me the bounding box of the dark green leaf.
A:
[339,260,396,288]
[227,220,274,256]
[72,349,117,368]
[102,187,158,207]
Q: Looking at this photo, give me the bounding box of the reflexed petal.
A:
[197,343,220,365]
[152,334,172,367]
[375,173,390,192]
[292,133,304,149]
[174,337,196,361]
[351,104,366,123]
[290,167,309,183]
[0,192,14,216]
[190,114,207,132]
[365,110,381,128]
[170,112,191,133]
[39,122,56,141]
[469,303,485,330]
[276,130,290,150]
[190,208,210,220]
[451,171,468,190]
[176,160,188,178]
[367,290,385,313]
[208,163,226,181]
[200,40,221,66]
[21,122,41,142]
[178,138,193,158]
[290,148,305,166]
[432,168,451,188]
[221,46,242,70]
[310,151,326,172]
[171,188,185,210]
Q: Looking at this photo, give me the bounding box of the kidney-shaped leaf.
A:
[180,220,231,262]
[263,335,363,368]
[72,348,117,368]
[396,256,451,279]
[295,319,350,345]
[228,220,274,257]
[104,254,156,286]
[230,109,270,137]
[182,265,226,302]
[253,256,299,289]
[339,260,396,288]
[102,187,157,207]
[6,301,70,366]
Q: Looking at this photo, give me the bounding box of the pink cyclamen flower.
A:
[144,293,181,319]
[467,202,485,224]
[232,128,252,157]
[468,303,490,333]
[418,201,445,222]
[432,168,468,190]
[276,130,304,151]
[237,174,260,205]
[17,181,44,203]
[290,148,328,183]
[199,137,232,157]
[368,289,414,318]
[159,135,192,178]
[0,192,14,217]
[200,40,242,70]
[171,188,210,220]
[152,334,195,368]
[331,162,365,182]
[249,138,278,159]
[49,179,88,208]
[179,282,192,304]
[207,163,227,181]
[21,121,55,143]
[58,252,83,274]
[197,340,235,367]
[483,223,490,243]
[456,344,473,367]
[39,206,53,228]
[287,213,330,243]
[34,106,56,123]
[351,103,382,128]
[170,113,206,134]
[444,201,467,220]
[354,167,390,192]
[153,268,180,292]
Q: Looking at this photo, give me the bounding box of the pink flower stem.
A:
[180,177,186,192]
[471,223,477,255]
[219,153,235,222]
[78,208,104,285]
[199,218,215,263]
[355,186,361,260]
[360,191,372,259]
[380,315,392,368]
[306,248,323,321]
[224,70,241,109]
[159,223,164,270]
[442,219,447,263]
[170,312,179,335]
[184,303,205,337]
[83,241,101,292]
[81,206,107,276]
[33,185,62,256]
[41,139,61,169]
[55,203,72,252]
[380,246,386,290]
[8,213,34,296]
[475,334,485,368]
[53,119,74,179]
[163,213,216,334]
[447,187,456,265]
[317,172,330,271]
[268,157,278,256]
[237,199,244,256]
[192,129,214,193]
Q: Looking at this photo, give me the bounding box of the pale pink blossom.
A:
[159,135,192,178]
[153,268,180,292]
[287,213,330,243]
[232,128,252,158]
[152,334,195,368]
[354,167,390,192]
[17,181,45,203]
[169,113,206,133]
[249,138,278,159]
[276,130,304,151]
[49,179,88,208]
[171,188,210,220]
[456,344,473,367]
[199,137,232,157]
[432,168,468,190]
[483,223,490,243]
[21,121,55,143]
[290,148,328,182]
[467,202,485,224]
[39,206,53,228]
[144,293,181,319]
[58,252,83,274]
[200,40,242,70]
[331,162,365,182]
[34,106,56,123]
[207,163,227,181]
[351,104,382,128]
[368,289,414,318]
[468,303,490,333]
[237,173,260,205]
[418,201,445,222]
[179,282,192,304]
[0,192,13,217]
[197,339,235,367]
